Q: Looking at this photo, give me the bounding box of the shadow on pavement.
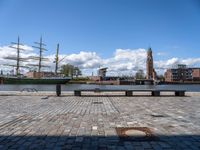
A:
[0,135,199,149]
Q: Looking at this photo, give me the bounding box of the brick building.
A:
[146,47,157,80]
[25,71,55,78]
[192,68,200,81]
[164,64,200,82]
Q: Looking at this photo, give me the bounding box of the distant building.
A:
[146,47,156,80]
[88,76,101,81]
[89,67,108,81]
[164,64,200,82]
[98,67,108,78]
[192,68,200,81]
[25,71,55,78]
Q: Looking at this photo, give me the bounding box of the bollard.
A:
[56,84,61,96]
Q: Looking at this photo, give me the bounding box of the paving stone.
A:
[0,95,199,149]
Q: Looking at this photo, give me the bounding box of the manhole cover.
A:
[116,127,158,141]
[125,129,146,137]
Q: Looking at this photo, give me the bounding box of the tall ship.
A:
[0,37,71,84]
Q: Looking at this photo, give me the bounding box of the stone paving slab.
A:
[0,95,200,149]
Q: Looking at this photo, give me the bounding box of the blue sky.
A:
[0,0,200,75]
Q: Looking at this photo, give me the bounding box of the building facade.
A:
[98,68,108,78]
[164,64,200,82]
[192,68,200,81]
[146,47,156,80]
[25,71,55,78]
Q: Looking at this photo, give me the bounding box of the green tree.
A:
[157,74,165,81]
[135,69,145,79]
[60,64,82,77]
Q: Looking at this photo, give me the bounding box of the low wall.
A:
[0,91,200,96]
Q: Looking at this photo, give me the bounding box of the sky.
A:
[0,0,200,76]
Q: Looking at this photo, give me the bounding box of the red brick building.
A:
[146,48,153,79]
[192,68,200,81]
[164,64,200,82]
[25,71,55,78]
[146,47,157,80]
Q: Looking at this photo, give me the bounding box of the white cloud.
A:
[114,48,146,61]
[154,57,200,70]
[62,51,102,69]
[154,58,179,69]
[0,45,37,73]
[0,45,200,76]
[181,58,200,66]
[103,48,147,75]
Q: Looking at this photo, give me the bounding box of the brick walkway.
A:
[0,95,200,149]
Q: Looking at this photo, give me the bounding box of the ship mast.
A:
[28,37,49,75]
[15,37,20,75]
[32,37,48,73]
[3,36,28,76]
[55,44,59,75]
[54,44,68,75]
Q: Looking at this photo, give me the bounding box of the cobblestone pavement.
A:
[0,95,200,150]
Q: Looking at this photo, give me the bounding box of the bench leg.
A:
[175,91,185,96]
[152,91,160,96]
[74,91,81,96]
[125,91,132,96]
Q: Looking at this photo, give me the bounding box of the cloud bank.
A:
[0,45,200,76]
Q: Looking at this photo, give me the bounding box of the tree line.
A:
[60,64,164,80]
[60,64,82,78]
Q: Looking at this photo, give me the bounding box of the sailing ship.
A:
[0,37,71,84]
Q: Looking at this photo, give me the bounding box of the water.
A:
[0,84,200,92]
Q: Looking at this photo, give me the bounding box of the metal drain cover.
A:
[116,127,158,141]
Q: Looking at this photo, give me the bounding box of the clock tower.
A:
[146,47,154,79]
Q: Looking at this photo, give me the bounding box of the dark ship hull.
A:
[0,77,71,84]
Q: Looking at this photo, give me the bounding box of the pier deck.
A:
[0,94,200,149]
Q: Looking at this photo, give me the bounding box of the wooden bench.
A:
[74,89,186,96]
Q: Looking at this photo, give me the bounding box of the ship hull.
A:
[1,77,71,84]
